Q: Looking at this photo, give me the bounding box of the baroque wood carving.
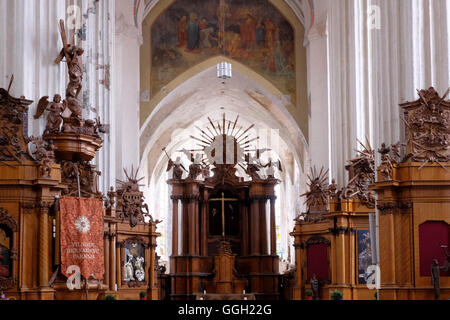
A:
[0,87,33,162]
[400,87,450,168]
[341,138,376,208]
[115,167,157,227]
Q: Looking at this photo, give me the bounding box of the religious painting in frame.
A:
[0,207,18,290]
[357,230,372,284]
[151,0,295,101]
[0,225,12,279]
[123,239,147,287]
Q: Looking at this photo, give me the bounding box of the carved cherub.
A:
[34,94,65,134]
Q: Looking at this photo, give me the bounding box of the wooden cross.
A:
[209,192,238,237]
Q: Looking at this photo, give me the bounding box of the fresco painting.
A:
[151,0,295,100]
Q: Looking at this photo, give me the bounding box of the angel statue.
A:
[262,157,282,178]
[245,153,263,180]
[180,148,203,179]
[34,94,65,134]
[163,148,187,180]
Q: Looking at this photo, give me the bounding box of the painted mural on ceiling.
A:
[151,0,295,102]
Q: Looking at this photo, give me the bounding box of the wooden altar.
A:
[166,115,281,300]
[291,141,375,300]
[0,87,65,300]
[371,87,450,300]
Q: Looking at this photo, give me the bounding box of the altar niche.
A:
[167,168,280,300]
[208,189,240,256]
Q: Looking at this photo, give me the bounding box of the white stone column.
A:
[113,0,141,182]
[305,22,331,180]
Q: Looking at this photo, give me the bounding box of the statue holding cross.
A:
[209,192,238,237]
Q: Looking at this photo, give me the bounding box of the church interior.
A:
[0,0,449,301]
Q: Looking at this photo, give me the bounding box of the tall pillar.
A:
[194,199,199,255]
[241,201,249,256]
[200,200,208,256]
[38,202,51,288]
[250,197,260,255]
[182,199,189,255]
[188,198,196,255]
[103,231,110,288]
[270,197,277,255]
[171,197,178,256]
[109,229,116,291]
[260,198,268,255]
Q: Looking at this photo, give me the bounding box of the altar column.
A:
[171,197,178,256]
[181,199,189,255]
[200,199,208,256]
[250,197,260,255]
[188,198,196,255]
[109,227,116,291]
[260,198,268,255]
[103,231,110,288]
[38,202,51,289]
[194,198,199,255]
[241,201,249,256]
[270,197,277,255]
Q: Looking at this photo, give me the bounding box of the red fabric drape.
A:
[419,221,450,277]
[59,196,105,280]
[307,243,329,282]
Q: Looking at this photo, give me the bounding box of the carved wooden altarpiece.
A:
[103,167,160,300]
[0,85,65,300]
[166,114,281,300]
[371,87,450,300]
[291,141,375,300]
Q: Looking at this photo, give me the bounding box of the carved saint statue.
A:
[180,149,203,179]
[310,274,320,300]
[166,156,187,180]
[124,253,135,281]
[54,19,84,100]
[34,94,65,134]
[262,157,282,178]
[245,153,262,180]
[431,259,441,300]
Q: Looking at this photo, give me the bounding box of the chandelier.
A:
[217,62,232,79]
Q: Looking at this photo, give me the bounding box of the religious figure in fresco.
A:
[256,18,266,47]
[264,18,276,50]
[216,0,231,50]
[186,13,200,52]
[151,0,296,100]
[175,16,188,48]
[240,13,256,50]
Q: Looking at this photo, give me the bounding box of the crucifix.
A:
[209,192,238,237]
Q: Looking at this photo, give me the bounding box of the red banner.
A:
[59,196,104,280]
